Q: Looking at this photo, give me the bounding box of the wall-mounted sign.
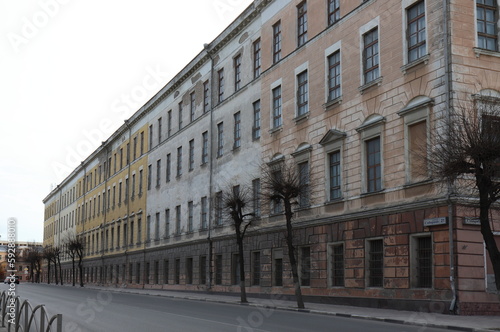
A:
[464,217,481,226]
[423,217,448,227]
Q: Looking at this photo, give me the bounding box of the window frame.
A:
[253,39,261,78]
[296,69,309,118]
[234,54,242,91]
[272,85,282,129]
[253,100,261,140]
[297,1,308,47]
[476,0,499,52]
[233,111,241,149]
[218,68,225,103]
[366,238,384,288]
[217,122,224,157]
[328,0,340,26]
[406,0,427,63]
[273,21,282,64]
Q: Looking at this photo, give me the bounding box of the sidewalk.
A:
[82,285,499,332]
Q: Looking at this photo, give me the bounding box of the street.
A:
[3,283,453,332]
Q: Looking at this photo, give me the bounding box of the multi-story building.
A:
[43,0,500,315]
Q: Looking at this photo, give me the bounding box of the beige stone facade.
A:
[43,0,500,315]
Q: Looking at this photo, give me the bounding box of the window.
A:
[178,102,183,130]
[189,139,194,171]
[215,191,223,225]
[137,218,142,244]
[272,86,282,129]
[217,122,224,157]
[175,205,181,235]
[273,21,282,64]
[140,131,144,155]
[271,169,283,214]
[412,235,432,288]
[163,260,169,284]
[253,39,261,78]
[366,137,382,192]
[186,258,193,284]
[203,80,210,113]
[130,221,134,245]
[201,196,208,230]
[154,261,159,284]
[202,131,208,164]
[253,100,261,140]
[133,136,137,160]
[234,54,242,91]
[165,209,170,238]
[232,253,240,285]
[146,215,151,242]
[166,153,171,182]
[297,70,308,117]
[328,0,340,25]
[177,146,182,177]
[158,117,162,143]
[363,28,379,84]
[156,159,161,187]
[149,126,153,150]
[407,1,426,62]
[167,110,172,137]
[297,2,308,47]
[408,120,428,182]
[175,259,180,284]
[188,201,193,232]
[215,255,223,285]
[139,169,143,195]
[477,0,498,51]
[329,151,341,200]
[155,212,160,241]
[200,256,207,284]
[273,249,283,286]
[233,112,241,149]
[330,243,344,287]
[252,251,261,286]
[136,263,141,284]
[298,161,310,207]
[190,92,196,122]
[327,51,341,101]
[147,165,152,190]
[252,178,261,217]
[218,69,225,103]
[368,239,384,287]
[300,247,311,286]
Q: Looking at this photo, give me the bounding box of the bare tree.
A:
[66,234,85,287]
[222,184,254,303]
[262,159,310,309]
[432,95,500,290]
[26,244,43,283]
[43,246,56,284]
[54,246,63,285]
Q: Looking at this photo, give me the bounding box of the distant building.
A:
[43,0,500,315]
[0,241,43,282]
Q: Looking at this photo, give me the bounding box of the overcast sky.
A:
[0,0,253,243]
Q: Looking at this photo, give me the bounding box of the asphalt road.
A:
[2,283,452,332]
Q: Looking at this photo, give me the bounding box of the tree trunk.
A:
[78,252,84,287]
[284,200,305,309]
[58,256,63,285]
[72,256,76,286]
[479,189,500,290]
[236,231,248,303]
[47,260,51,284]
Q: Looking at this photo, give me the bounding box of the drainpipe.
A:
[443,0,457,313]
[204,43,215,290]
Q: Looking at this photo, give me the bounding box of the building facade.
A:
[43,0,500,315]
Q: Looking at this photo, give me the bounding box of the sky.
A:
[0,0,254,243]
